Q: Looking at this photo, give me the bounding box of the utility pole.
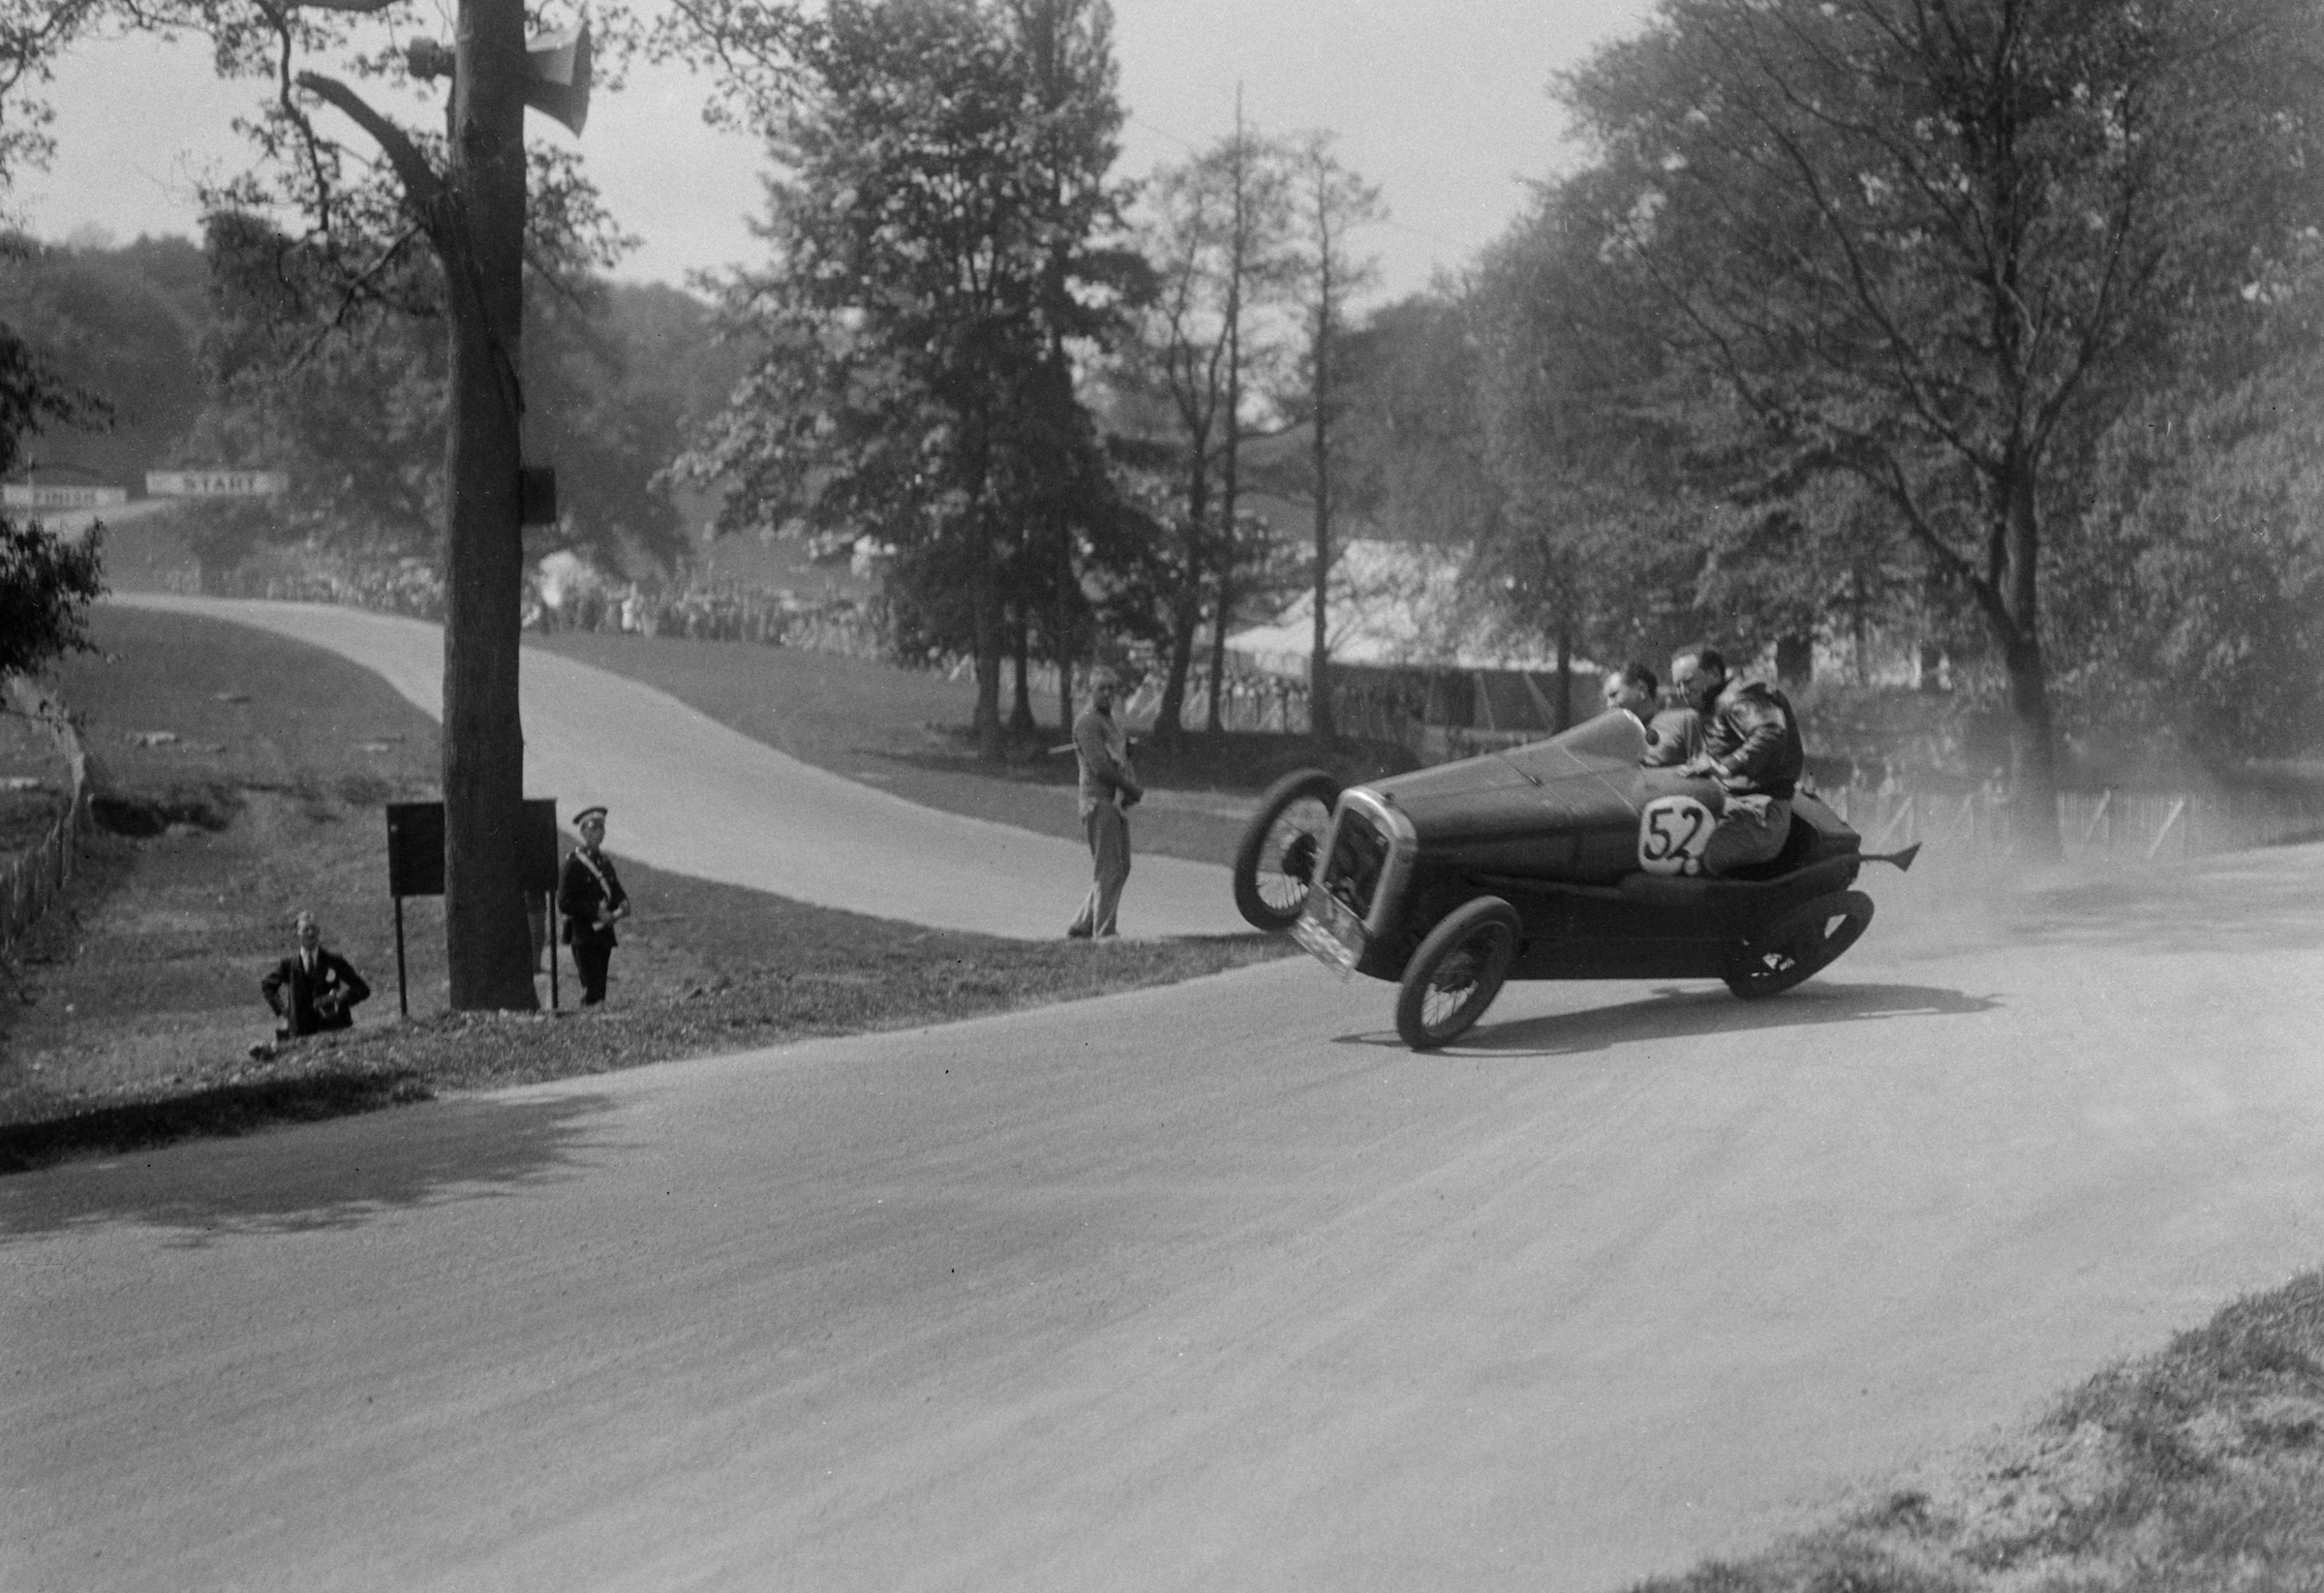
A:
[300,0,545,1009]
[440,0,539,1009]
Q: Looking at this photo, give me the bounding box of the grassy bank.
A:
[0,605,1284,1172]
[1641,1268,2324,1591]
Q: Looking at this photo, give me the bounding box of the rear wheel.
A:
[1724,890,1874,999]
[1395,897,1521,1051]
[1232,769,1341,932]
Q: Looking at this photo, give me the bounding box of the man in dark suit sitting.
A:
[256,910,371,1057]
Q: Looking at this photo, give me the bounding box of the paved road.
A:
[106,594,1246,941]
[9,845,2323,1591]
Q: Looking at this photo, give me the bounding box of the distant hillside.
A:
[0,233,210,491]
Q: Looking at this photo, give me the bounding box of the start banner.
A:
[145,470,290,498]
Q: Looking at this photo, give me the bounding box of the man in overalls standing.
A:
[1066,668,1144,939]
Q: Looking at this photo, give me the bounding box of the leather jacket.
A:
[1701,681,1804,800]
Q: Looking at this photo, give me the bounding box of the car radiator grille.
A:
[1323,812,1390,920]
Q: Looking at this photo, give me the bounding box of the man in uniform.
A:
[255,910,371,1057]
[1067,667,1144,939]
[1670,645,1806,875]
[1601,661,1700,767]
[558,805,630,1006]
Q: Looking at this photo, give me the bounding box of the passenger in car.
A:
[1669,645,1807,875]
[1601,661,1701,767]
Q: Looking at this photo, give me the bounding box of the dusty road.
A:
[9,846,2323,1591]
[105,594,1246,940]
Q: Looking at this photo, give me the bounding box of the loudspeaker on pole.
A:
[525,20,593,136]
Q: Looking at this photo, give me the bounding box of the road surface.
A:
[9,840,2324,1590]
[106,594,1246,941]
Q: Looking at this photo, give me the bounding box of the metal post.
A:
[2147,797,2188,861]
[546,890,561,1009]
[394,895,411,1019]
[2081,789,2113,851]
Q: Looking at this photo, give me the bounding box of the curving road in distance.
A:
[106,594,1246,941]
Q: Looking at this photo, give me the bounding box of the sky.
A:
[11,0,1653,304]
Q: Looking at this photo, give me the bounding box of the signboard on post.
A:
[383,799,562,1012]
[144,470,290,499]
[3,483,128,509]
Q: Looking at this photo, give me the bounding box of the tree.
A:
[2052,243,2324,761]
[680,0,1139,756]
[1283,131,1380,742]
[0,517,104,678]
[1458,187,1711,720]
[0,306,107,678]
[1132,110,1294,742]
[0,234,209,487]
[0,0,107,184]
[121,0,643,1006]
[1559,0,2324,853]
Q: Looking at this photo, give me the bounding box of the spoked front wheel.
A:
[1394,897,1521,1051]
[1232,769,1341,932]
[1724,890,1874,999]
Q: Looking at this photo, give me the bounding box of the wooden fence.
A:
[1,679,92,949]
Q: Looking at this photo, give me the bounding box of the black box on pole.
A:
[385,799,560,897]
[385,799,563,1014]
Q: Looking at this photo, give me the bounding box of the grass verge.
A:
[1640,1269,2324,1592]
[1,605,1287,1173]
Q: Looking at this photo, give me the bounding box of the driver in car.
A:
[1669,645,1805,875]
[1602,661,1700,768]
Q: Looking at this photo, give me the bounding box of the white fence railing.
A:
[1817,783,2322,863]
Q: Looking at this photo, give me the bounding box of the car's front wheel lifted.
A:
[1394,897,1521,1051]
[1724,890,1874,999]
[1232,769,1341,932]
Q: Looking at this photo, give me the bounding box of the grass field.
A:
[0,605,1285,1171]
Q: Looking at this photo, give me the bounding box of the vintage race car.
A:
[1231,711,1918,1050]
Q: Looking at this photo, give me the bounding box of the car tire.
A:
[1723,890,1874,999]
[1394,897,1522,1051]
[1232,769,1341,932]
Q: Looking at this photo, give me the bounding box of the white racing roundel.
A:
[1636,794,1716,876]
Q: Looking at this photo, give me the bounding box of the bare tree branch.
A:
[293,70,444,220]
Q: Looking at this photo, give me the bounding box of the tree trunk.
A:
[1309,352,1334,746]
[1554,629,1573,732]
[971,534,1004,760]
[1206,563,1232,734]
[1153,595,1198,744]
[441,0,537,1012]
[1054,536,1076,732]
[1775,634,1813,689]
[1009,613,1035,732]
[1998,469,2061,859]
[1151,455,1208,747]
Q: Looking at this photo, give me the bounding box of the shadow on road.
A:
[1333,979,1998,1059]
[0,1090,622,1245]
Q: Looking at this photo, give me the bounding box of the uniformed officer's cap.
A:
[573,805,609,825]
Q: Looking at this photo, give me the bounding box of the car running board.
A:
[1860,842,1922,873]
